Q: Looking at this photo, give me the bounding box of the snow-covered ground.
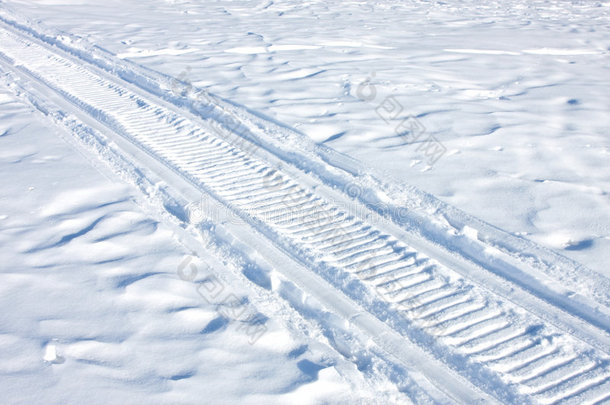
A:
[0,87,403,404]
[1,1,609,404]
[4,0,607,275]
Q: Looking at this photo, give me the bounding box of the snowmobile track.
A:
[0,15,609,404]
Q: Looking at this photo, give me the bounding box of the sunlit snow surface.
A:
[0,89,394,404]
[1,0,609,403]
[6,0,608,275]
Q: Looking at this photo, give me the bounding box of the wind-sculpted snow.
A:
[4,0,607,276]
[0,88,393,404]
[1,10,609,403]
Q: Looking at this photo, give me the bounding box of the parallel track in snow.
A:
[0,16,609,404]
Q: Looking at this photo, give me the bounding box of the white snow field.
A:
[0,74,401,405]
[0,1,608,404]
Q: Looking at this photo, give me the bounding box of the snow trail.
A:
[0,14,609,404]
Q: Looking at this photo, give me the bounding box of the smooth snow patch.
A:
[445,48,521,55]
[523,48,601,55]
[117,47,196,58]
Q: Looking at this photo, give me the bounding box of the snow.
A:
[0,88,396,404]
[6,0,607,277]
[1,0,609,403]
